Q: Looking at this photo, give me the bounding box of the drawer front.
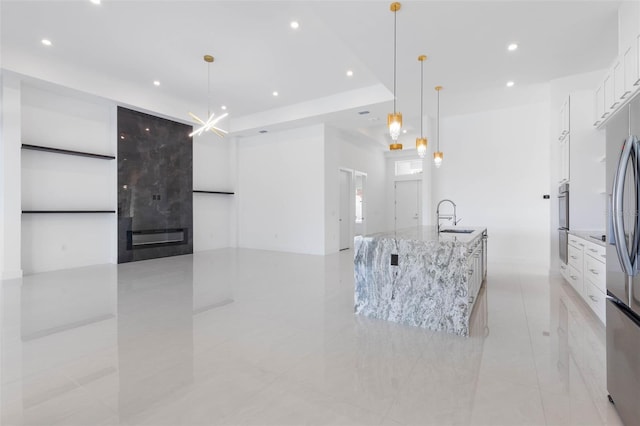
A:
[568,244,583,270]
[568,235,586,250]
[567,263,583,295]
[584,240,606,262]
[560,262,570,281]
[584,280,606,324]
[584,255,606,293]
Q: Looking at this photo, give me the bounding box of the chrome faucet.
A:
[436,199,460,233]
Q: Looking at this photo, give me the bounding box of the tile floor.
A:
[0,248,624,425]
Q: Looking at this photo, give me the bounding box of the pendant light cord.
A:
[420,60,423,137]
[437,89,440,151]
[207,62,211,117]
[393,9,397,114]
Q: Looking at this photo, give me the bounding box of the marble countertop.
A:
[360,226,486,246]
[568,230,606,247]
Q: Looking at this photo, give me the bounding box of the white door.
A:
[339,170,352,250]
[394,180,422,229]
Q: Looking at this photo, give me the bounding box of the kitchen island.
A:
[354,226,487,336]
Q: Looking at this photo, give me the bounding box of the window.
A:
[395,159,423,176]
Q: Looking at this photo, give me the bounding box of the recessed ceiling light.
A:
[402,129,407,134]
[506,81,515,87]
[153,80,160,86]
[346,70,354,77]
[41,39,52,46]
[221,105,227,110]
[507,43,518,51]
[145,128,150,131]
[272,91,279,97]
[290,21,300,29]
[90,0,101,4]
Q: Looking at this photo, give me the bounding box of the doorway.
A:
[339,170,352,250]
[354,172,366,237]
[394,180,422,229]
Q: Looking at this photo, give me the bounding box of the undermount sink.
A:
[439,229,474,234]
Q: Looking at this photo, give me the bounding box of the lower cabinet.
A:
[562,234,606,324]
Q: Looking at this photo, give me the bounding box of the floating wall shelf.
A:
[22,210,116,214]
[22,144,116,160]
[193,190,235,195]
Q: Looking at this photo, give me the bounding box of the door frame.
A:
[339,168,354,250]
[354,171,367,237]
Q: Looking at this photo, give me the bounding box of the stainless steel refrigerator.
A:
[606,95,640,426]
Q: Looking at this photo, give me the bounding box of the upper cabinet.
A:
[594,42,640,128]
[559,97,570,140]
[594,3,640,128]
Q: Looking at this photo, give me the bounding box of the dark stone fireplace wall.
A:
[117,107,193,263]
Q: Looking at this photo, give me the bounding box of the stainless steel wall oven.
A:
[558,183,569,264]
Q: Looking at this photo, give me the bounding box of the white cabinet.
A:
[558,97,570,140]
[558,136,570,183]
[635,34,640,87]
[604,71,614,118]
[613,60,625,107]
[557,96,571,183]
[594,84,605,127]
[562,234,606,324]
[594,31,640,128]
[623,44,638,100]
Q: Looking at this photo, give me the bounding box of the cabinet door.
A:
[567,263,583,295]
[594,84,605,126]
[636,34,640,87]
[560,136,570,183]
[613,60,624,107]
[623,44,637,100]
[604,72,614,117]
[558,102,565,140]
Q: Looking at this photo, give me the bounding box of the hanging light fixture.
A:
[416,55,428,158]
[189,54,228,138]
[433,85,443,168]
[388,2,403,150]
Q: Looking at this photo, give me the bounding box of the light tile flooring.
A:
[0,248,624,426]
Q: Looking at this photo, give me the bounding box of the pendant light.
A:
[416,55,428,158]
[433,85,443,168]
[388,2,403,150]
[189,54,228,138]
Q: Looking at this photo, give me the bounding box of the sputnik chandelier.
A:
[189,54,228,138]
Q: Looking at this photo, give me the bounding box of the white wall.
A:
[192,131,234,251]
[0,71,23,279]
[2,74,236,276]
[19,83,117,275]
[236,124,326,255]
[432,100,551,273]
[323,126,387,253]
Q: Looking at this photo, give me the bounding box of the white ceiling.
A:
[1,0,620,144]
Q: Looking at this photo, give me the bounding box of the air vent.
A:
[358,110,370,115]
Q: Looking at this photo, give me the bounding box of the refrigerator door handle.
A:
[612,136,636,276]
[632,136,640,270]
